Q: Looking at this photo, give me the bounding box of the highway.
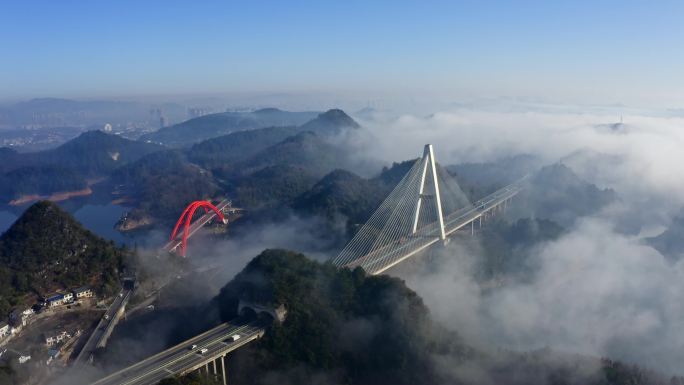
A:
[91,320,265,385]
[162,199,232,253]
[346,179,526,275]
[73,289,132,366]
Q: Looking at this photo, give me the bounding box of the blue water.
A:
[0,211,17,233]
[73,204,129,245]
[0,203,138,246]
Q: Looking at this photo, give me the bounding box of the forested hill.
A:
[200,249,682,385]
[0,201,126,315]
[0,130,164,175]
[35,130,165,176]
[110,109,362,227]
[0,130,164,203]
[214,249,453,385]
[298,108,361,135]
[521,163,618,226]
[140,108,319,147]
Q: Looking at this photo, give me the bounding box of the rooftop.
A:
[46,294,64,302]
[73,286,91,293]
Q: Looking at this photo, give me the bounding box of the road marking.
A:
[112,324,258,385]
[94,323,234,382]
[93,324,234,384]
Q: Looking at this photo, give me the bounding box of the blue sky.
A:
[1,0,683,106]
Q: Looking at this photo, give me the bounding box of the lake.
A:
[0,202,145,247]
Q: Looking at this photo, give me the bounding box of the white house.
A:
[72,286,94,299]
[45,294,65,308]
[45,330,71,347]
[0,322,9,338]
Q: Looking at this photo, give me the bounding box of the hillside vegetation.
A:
[0,130,163,203]
[0,201,127,315]
[141,108,319,147]
[215,249,462,385]
[159,249,684,385]
[111,109,362,226]
[110,150,220,227]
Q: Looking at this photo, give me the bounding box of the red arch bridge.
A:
[163,199,239,257]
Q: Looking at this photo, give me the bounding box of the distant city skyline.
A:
[2,1,683,108]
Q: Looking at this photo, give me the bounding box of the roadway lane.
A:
[74,289,132,366]
[92,320,265,385]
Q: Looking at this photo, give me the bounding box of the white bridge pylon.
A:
[332,144,476,274]
[413,144,447,240]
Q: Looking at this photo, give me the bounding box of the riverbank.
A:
[9,187,93,206]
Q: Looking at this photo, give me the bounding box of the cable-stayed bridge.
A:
[332,144,526,275]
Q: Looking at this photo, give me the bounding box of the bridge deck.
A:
[92,320,265,385]
[345,182,524,275]
[72,289,132,367]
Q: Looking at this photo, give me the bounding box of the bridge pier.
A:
[221,355,227,385]
[197,355,228,385]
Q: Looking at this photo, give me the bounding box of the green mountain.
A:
[293,169,388,224]
[298,108,360,135]
[234,131,349,178]
[0,131,164,203]
[185,109,361,175]
[291,161,423,236]
[0,166,87,201]
[0,201,126,315]
[523,163,617,226]
[78,108,364,229]
[214,249,453,385]
[36,130,165,176]
[141,108,319,147]
[187,125,302,170]
[110,150,220,226]
[227,165,319,210]
[448,154,541,201]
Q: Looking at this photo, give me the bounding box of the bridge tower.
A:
[412,144,446,240]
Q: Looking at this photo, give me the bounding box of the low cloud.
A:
[405,218,684,376]
[351,104,684,223]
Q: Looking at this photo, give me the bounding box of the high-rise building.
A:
[188,107,211,119]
